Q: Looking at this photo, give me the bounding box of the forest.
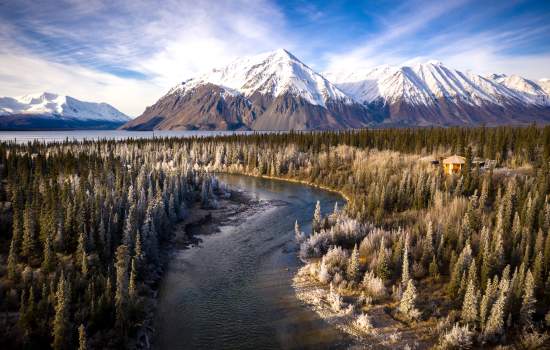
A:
[0,125,549,349]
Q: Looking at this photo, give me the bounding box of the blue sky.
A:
[0,0,549,115]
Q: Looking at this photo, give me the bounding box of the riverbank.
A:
[132,186,271,349]
[293,265,436,349]
[213,169,352,204]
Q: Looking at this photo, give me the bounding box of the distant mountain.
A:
[325,62,550,126]
[0,92,130,130]
[121,49,372,131]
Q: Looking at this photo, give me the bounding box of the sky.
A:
[0,0,549,116]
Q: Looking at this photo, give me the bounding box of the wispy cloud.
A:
[323,0,550,79]
[0,0,293,115]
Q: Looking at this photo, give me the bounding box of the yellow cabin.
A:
[443,155,466,174]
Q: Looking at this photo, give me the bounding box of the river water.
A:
[154,174,350,350]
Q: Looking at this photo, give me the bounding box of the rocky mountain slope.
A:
[0,92,130,130]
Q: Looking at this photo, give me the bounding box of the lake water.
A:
[0,130,253,144]
[155,174,350,350]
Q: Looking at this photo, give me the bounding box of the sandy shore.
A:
[293,265,434,350]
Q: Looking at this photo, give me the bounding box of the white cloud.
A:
[0,0,292,116]
[0,50,162,116]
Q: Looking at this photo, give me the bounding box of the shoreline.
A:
[135,186,272,349]
[213,170,351,203]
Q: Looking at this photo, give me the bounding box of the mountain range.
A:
[122,49,550,131]
[0,92,130,130]
[2,49,549,131]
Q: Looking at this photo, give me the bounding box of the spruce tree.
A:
[483,290,505,343]
[347,244,360,282]
[520,270,536,327]
[52,274,70,350]
[313,200,322,232]
[7,237,18,280]
[402,237,410,286]
[462,278,478,325]
[376,237,391,280]
[78,324,87,350]
[115,244,129,332]
[399,280,420,321]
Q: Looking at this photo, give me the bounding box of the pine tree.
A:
[115,244,129,332]
[462,278,478,325]
[520,270,536,327]
[129,258,138,301]
[532,251,544,292]
[52,274,70,350]
[7,237,18,280]
[78,324,87,350]
[422,221,434,266]
[402,236,410,286]
[21,204,36,259]
[399,279,420,321]
[313,200,322,232]
[376,237,391,280]
[347,244,360,282]
[483,290,506,343]
[42,232,55,272]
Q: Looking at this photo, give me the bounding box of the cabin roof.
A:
[443,155,466,164]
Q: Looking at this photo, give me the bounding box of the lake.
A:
[0,130,254,144]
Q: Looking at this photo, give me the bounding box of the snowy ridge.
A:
[326,61,550,108]
[170,49,352,107]
[0,92,130,122]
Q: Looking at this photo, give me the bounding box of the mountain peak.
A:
[173,49,349,107]
[425,59,443,66]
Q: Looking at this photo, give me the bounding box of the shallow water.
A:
[154,174,350,350]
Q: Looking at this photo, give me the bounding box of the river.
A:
[154,174,351,349]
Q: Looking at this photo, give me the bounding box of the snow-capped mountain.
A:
[175,49,352,107]
[326,61,550,126]
[0,92,130,130]
[122,49,371,131]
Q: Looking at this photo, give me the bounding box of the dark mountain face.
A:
[122,84,257,131]
[365,98,550,127]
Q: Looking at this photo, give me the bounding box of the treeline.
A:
[0,142,221,349]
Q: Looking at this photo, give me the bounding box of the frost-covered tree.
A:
[294,220,305,243]
[520,270,536,328]
[376,237,391,281]
[402,236,410,286]
[313,200,322,232]
[461,278,478,325]
[115,244,129,332]
[399,280,420,321]
[483,289,506,342]
[347,244,360,282]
